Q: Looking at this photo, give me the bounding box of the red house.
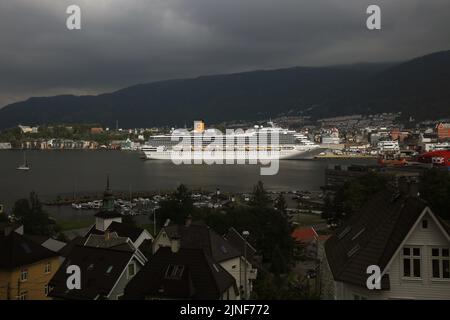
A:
[437,123,450,141]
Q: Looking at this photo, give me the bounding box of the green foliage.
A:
[420,168,450,220]
[274,193,287,214]
[156,184,194,225]
[157,182,295,275]
[252,272,318,300]
[12,192,56,236]
[324,172,389,221]
[250,181,271,207]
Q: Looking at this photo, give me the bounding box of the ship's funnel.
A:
[194,120,205,133]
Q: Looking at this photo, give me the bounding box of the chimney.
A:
[185,214,192,227]
[171,236,180,253]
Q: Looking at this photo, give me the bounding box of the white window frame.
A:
[128,262,136,278]
[430,247,450,280]
[18,291,27,300]
[20,269,28,282]
[44,261,51,274]
[44,285,49,296]
[401,246,422,279]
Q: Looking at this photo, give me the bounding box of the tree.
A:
[250,181,271,207]
[156,184,194,225]
[13,192,55,236]
[420,168,450,220]
[274,193,287,214]
[326,172,388,223]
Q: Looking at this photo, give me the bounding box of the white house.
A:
[322,190,450,300]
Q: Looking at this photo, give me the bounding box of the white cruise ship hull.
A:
[142,147,323,161]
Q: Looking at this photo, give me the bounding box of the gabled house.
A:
[48,245,144,300]
[322,190,450,300]
[0,227,61,300]
[152,220,257,299]
[124,246,238,300]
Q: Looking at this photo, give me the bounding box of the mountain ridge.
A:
[0,50,449,129]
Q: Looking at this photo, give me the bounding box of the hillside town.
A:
[1,157,449,300]
[0,114,449,159]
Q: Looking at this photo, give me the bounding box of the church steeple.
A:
[102,174,115,212]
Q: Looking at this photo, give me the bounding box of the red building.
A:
[437,123,450,141]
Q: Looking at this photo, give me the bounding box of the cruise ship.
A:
[141,121,322,161]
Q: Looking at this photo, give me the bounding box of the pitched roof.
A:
[0,232,59,269]
[86,221,145,242]
[49,245,134,300]
[224,227,257,264]
[164,221,241,262]
[325,191,433,289]
[84,233,133,251]
[291,227,318,243]
[124,247,237,300]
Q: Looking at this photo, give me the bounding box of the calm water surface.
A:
[0,150,375,212]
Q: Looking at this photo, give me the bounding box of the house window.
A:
[422,220,428,229]
[431,248,450,279]
[44,262,51,274]
[20,269,28,282]
[44,285,49,296]
[128,262,136,278]
[18,291,28,300]
[402,247,421,278]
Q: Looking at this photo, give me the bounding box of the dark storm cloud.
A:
[0,0,449,107]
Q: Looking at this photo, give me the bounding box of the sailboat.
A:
[17,152,30,171]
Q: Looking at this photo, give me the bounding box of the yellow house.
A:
[0,230,61,300]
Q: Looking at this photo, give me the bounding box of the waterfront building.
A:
[437,123,450,141]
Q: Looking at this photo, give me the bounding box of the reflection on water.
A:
[0,150,376,211]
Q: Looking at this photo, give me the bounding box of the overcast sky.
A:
[0,0,449,108]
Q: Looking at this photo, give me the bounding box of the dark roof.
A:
[164,221,241,262]
[94,210,123,219]
[225,227,257,264]
[138,239,154,259]
[84,233,133,251]
[49,245,134,300]
[86,221,145,242]
[325,191,434,289]
[124,247,237,300]
[23,234,49,245]
[0,232,59,269]
[58,236,84,257]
